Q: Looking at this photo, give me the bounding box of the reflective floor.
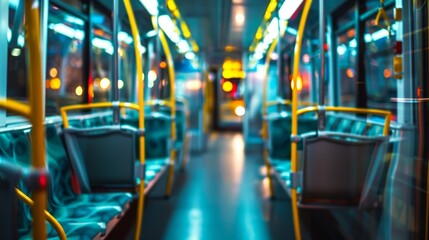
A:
[134,133,295,239]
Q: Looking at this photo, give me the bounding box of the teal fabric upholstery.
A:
[45,124,133,209]
[268,115,317,159]
[0,130,105,239]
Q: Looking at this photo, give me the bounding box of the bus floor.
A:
[119,133,380,239]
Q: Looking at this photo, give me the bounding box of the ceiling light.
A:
[235,13,245,26]
[139,0,159,16]
[185,52,195,60]
[279,0,304,20]
[158,15,180,43]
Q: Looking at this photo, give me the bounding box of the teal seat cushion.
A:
[19,221,106,240]
[1,128,117,238]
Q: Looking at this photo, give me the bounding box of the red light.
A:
[39,175,47,188]
[324,43,329,52]
[393,41,402,55]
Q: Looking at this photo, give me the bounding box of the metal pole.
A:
[318,0,326,130]
[113,0,120,123]
[277,10,282,108]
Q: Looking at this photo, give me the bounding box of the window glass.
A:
[92,4,112,30]
[364,11,397,114]
[62,0,85,13]
[46,5,86,114]
[7,1,27,102]
[118,28,135,102]
[91,27,113,102]
[336,29,357,107]
[335,6,355,30]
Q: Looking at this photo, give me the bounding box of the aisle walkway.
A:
[139,133,295,239]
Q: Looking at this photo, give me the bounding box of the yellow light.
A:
[256,28,263,40]
[225,45,236,52]
[160,61,167,69]
[50,78,61,90]
[118,79,124,89]
[222,81,233,92]
[100,77,111,90]
[191,41,199,52]
[181,22,191,38]
[291,75,303,91]
[167,0,177,11]
[235,106,245,117]
[222,70,245,79]
[186,80,202,91]
[75,86,83,96]
[49,68,58,78]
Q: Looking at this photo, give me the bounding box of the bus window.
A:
[364,9,397,115]
[336,29,357,107]
[45,5,86,114]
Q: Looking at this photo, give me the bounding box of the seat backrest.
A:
[301,134,388,208]
[268,115,317,159]
[121,112,171,160]
[45,124,79,205]
[63,126,136,192]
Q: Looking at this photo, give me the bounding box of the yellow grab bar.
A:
[25,0,48,238]
[297,106,391,136]
[0,1,51,238]
[153,16,177,197]
[60,102,140,128]
[16,188,67,240]
[123,1,146,239]
[0,100,31,118]
[290,0,312,239]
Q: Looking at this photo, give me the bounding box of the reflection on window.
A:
[92,27,113,102]
[119,29,135,102]
[7,1,28,102]
[365,11,397,114]
[337,29,356,106]
[46,5,85,114]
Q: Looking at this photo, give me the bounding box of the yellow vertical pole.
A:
[153,16,177,197]
[123,1,145,239]
[25,0,47,239]
[290,0,312,240]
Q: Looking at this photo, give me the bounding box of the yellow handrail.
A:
[0,1,52,238]
[374,0,391,29]
[0,100,31,118]
[290,0,312,239]
[153,16,177,197]
[15,188,67,240]
[297,106,391,135]
[60,102,140,128]
[123,1,146,239]
[25,0,48,238]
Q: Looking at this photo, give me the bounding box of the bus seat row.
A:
[265,111,394,208]
[0,125,126,239]
[0,116,176,238]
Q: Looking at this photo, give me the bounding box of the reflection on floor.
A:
[136,133,295,239]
